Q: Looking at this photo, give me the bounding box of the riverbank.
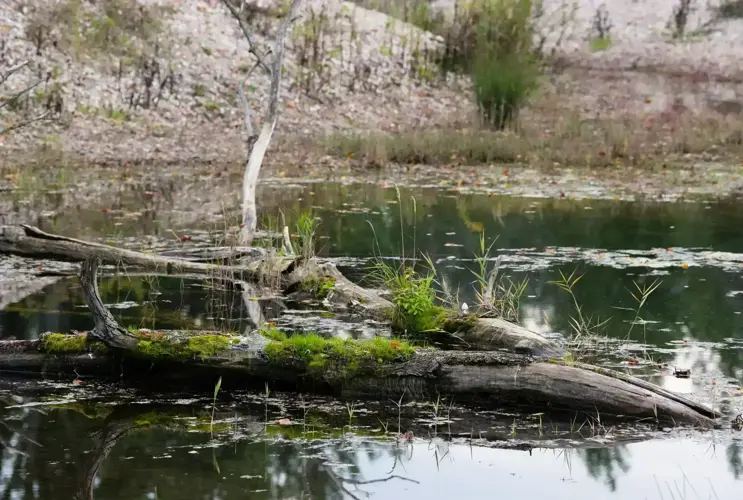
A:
[2,0,743,200]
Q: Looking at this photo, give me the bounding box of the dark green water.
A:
[2,183,743,499]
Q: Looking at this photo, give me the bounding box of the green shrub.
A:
[470,0,540,129]
[473,50,540,129]
[370,260,448,333]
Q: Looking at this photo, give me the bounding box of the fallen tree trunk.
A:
[0,225,563,354]
[0,334,718,426]
[0,256,720,427]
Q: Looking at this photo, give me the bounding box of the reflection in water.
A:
[3,183,743,498]
[581,446,630,492]
[0,395,741,500]
[1,393,740,500]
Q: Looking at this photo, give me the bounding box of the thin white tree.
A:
[220,0,303,245]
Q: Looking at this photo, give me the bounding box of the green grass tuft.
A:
[301,277,336,299]
[369,259,449,333]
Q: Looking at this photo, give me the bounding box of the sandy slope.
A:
[1,0,742,165]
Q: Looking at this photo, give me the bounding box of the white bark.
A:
[222,0,302,245]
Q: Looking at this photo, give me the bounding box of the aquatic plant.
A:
[549,269,610,339]
[470,231,528,323]
[301,277,336,299]
[369,257,449,333]
[295,210,320,260]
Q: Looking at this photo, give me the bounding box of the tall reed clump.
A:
[468,0,541,129]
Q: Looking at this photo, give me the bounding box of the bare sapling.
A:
[220,0,303,245]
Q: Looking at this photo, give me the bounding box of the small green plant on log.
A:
[369,257,449,333]
[301,277,336,299]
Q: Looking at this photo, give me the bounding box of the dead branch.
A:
[1,61,52,135]
[0,60,30,87]
[80,258,139,350]
[220,0,272,74]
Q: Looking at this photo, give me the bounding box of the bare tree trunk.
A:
[220,0,303,245]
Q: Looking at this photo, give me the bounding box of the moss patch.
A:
[301,277,336,299]
[259,326,288,342]
[262,332,415,382]
[39,333,108,354]
[136,333,238,361]
[442,314,477,333]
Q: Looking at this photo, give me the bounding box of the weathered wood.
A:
[1,260,717,425]
[285,260,396,321]
[0,225,630,358]
[447,317,566,357]
[0,224,288,279]
[80,258,138,350]
[223,0,303,245]
[0,336,718,426]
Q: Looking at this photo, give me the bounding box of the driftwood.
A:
[0,225,561,354]
[0,253,721,427]
[0,337,718,427]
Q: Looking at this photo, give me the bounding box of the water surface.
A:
[2,182,743,499]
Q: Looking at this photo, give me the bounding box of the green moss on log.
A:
[301,277,336,299]
[136,332,238,361]
[442,314,478,332]
[39,333,108,354]
[261,331,415,382]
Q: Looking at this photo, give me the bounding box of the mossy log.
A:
[0,331,718,427]
[0,256,719,427]
[0,225,721,426]
[0,224,563,354]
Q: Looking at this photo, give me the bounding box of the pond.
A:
[1,182,743,499]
